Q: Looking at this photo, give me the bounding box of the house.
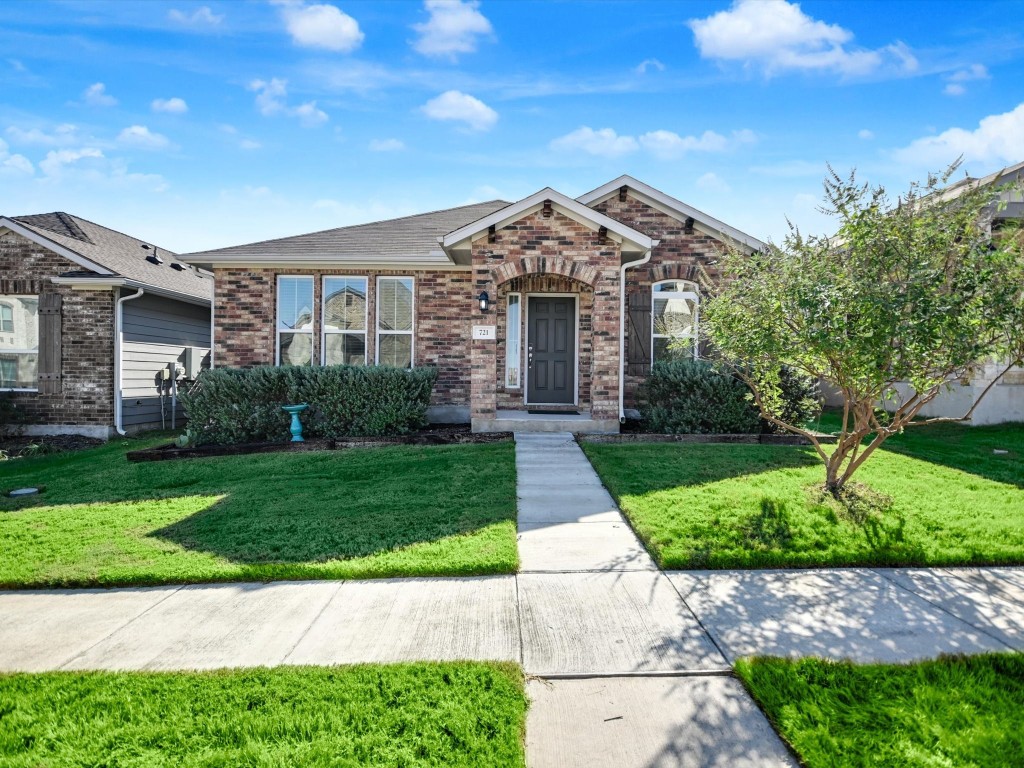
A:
[180,176,763,432]
[0,213,212,438]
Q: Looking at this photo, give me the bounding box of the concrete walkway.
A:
[1,431,1022,766]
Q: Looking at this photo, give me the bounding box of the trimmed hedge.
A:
[641,359,762,434]
[180,365,438,445]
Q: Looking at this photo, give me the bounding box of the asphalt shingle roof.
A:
[180,200,512,262]
[10,213,212,300]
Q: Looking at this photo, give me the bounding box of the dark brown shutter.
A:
[37,292,62,394]
[626,291,651,377]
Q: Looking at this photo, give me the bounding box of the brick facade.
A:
[213,267,473,407]
[0,231,115,429]
[593,193,731,408]
[471,208,622,422]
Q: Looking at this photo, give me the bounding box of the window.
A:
[505,293,521,388]
[276,276,314,365]
[652,280,699,363]
[322,277,367,365]
[376,277,414,368]
[0,296,39,389]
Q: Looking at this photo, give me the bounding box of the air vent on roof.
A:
[171,263,186,271]
[141,243,163,265]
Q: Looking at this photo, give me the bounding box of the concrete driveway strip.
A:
[526,676,797,768]
[518,571,728,676]
[285,576,520,666]
[667,568,1016,664]
[0,586,182,672]
[875,567,1024,650]
[63,580,342,671]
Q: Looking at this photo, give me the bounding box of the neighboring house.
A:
[824,160,1024,425]
[0,213,212,438]
[180,175,764,432]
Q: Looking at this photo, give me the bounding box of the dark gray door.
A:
[528,296,575,404]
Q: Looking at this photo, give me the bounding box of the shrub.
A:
[640,359,762,434]
[180,365,438,445]
[767,366,822,433]
[0,392,21,434]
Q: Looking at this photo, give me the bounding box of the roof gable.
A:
[577,174,765,252]
[441,187,656,258]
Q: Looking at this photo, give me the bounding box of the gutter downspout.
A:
[114,287,145,436]
[618,243,657,423]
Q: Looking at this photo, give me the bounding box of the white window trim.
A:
[524,293,580,407]
[320,275,368,366]
[651,280,700,364]
[375,276,416,368]
[0,302,14,334]
[0,295,39,392]
[504,292,522,389]
[275,275,315,366]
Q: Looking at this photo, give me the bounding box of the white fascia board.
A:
[49,276,212,307]
[577,175,767,252]
[441,187,655,252]
[177,254,460,270]
[0,218,115,275]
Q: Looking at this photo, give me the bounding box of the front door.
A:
[527,296,575,404]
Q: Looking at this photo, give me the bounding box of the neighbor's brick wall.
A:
[0,230,115,427]
[593,193,731,408]
[472,208,622,421]
[213,267,473,407]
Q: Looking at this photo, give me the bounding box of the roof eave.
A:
[48,275,212,306]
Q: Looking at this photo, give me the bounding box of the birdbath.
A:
[281,404,309,442]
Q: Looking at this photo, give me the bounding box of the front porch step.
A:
[473,410,620,434]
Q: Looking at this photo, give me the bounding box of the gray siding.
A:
[121,293,210,428]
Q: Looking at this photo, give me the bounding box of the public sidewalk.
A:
[1,432,1022,766]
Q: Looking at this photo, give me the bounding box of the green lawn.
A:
[736,654,1024,768]
[0,662,527,768]
[581,421,1024,568]
[0,437,518,587]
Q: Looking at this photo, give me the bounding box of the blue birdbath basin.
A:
[282,404,309,442]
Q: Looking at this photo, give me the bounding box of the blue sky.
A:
[1,0,1023,253]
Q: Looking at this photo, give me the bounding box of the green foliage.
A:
[772,365,821,429]
[0,393,20,432]
[181,365,438,445]
[640,359,762,434]
[736,654,1024,768]
[0,437,518,587]
[0,663,528,767]
[581,420,1024,569]
[703,163,1024,492]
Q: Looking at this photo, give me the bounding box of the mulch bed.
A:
[0,434,105,458]
[126,424,513,462]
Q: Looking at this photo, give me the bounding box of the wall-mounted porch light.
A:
[478,291,490,312]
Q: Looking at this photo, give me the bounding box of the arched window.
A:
[651,280,699,363]
[0,303,13,333]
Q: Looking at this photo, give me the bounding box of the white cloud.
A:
[83,82,117,107]
[640,129,729,158]
[892,102,1024,168]
[152,97,189,114]
[278,1,364,52]
[550,127,638,158]
[412,0,494,60]
[38,147,105,177]
[117,125,171,150]
[858,128,875,140]
[168,5,224,27]
[689,0,916,77]
[6,124,79,147]
[369,138,405,151]
[240,139,262,150]
[248,78,329,126]
[634,58,665,75]
[421,90,497,131]
[0,137,34,176]
[943,63,989,96]
[696,172,730,193]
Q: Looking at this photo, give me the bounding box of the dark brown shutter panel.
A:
[37,292,62,394]
[626,291,651,377]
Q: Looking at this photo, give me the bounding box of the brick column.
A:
[470,267,497,429]
[589,267,621,420]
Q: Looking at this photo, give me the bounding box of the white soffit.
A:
[441,187,655,253]
[577,175,766,252]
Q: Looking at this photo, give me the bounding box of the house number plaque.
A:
[472,325,496,340]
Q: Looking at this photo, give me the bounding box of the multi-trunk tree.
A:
[704,163,1024,497]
